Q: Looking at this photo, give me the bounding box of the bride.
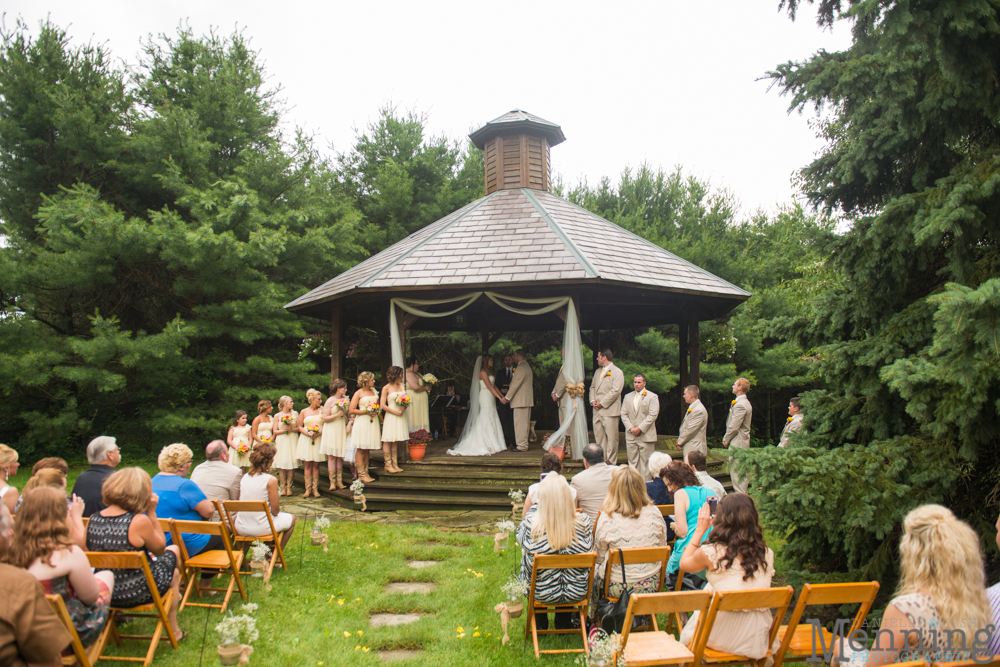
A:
[447,355,508,457]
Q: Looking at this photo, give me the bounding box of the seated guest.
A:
[72,436,121,517]
[14,469,85,549]
[833,504,992,667]
[679,494,777,659]
[0,499,72,667]
[645,451,673,505]
[517,473,594,631]
[31,457,69,476]
[190,440,242,522]
[9,487,114,648]
[86,467,183,642]
[571,444,615,521]
[593,466,666,603]
[524,452,577,510]
[663,461,713,577]
[0,444,20,514]
[687,451,726,498]
[233,444,297,551]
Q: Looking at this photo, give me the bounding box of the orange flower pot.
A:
[408,443,427,461]
[549,445,565,461]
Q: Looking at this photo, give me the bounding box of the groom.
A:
[505,349,534,452]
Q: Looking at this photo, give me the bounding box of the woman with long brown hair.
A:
[662,460,713,577]
[227,410,252,471]
[9,487,114,647]
[251,399,274,447]
[234,444,297,551]
[379,366,409,474]
[272,395,299,496]
[678,493,776,659]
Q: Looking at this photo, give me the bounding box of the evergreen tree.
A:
[741,0,1000,578]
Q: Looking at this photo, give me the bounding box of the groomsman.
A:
[621,374,659,481]
[676,385,708,462]
[590,349,624,465]
[778,396,804,447]
[722,377,753,493]
[551,348,570,425]
[505,349,534,452]
[496,354,516,449]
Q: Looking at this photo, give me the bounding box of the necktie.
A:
[633,394,640,411]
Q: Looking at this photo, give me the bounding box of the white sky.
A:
[5,0,852,217]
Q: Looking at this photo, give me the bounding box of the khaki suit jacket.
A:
[621,390,659,442]
[571,462,616,520]
[677,399,708,453]
[505,361,534,408]
[724,394,752,449]
[590,363,624,417]
[778,413,804,447]
[190,460,243,522]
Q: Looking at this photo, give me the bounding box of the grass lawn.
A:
[97,518,592,666]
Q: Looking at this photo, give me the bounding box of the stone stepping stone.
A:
[414,541,468,548]
[379,649,423,661]
[385,582,437,594]
[406,560,439,569]
[370,613,422,628]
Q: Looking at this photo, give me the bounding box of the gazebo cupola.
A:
[469,109,566,194]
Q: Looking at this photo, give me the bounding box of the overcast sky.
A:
[5,0,852,217]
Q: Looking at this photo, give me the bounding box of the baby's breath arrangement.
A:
[508,488,525,504]
[495,519,516,534]
[575,630,625,667]
[312,515,331,533]
[248,540,271,563]
[500,574,528,601]
[349,479,365,495]
[215,609,259,645]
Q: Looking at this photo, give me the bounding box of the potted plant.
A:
[494,518,515,552]
[310,515,330,546]
[500,575,527,618]
[215,604,259,665]
[407,429,431,460]
[248,540,270,578]
[543,434,565,460]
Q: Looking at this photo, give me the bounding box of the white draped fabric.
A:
[387,292,588,459]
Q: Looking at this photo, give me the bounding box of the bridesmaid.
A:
[252,400,274,448]
[272,396,299,496]
[297,389,325,498]
[380,366,409,475]
[227,411,252,472]
[405,357,431,437]
[320,379,350,491]
[349,372,381,483]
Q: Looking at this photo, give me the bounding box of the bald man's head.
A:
[206,440,227,461]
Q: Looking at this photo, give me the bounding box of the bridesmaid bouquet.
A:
[365,402,381,423]
[306,423,322,439]
[237,441,251,455]
[258,435,274,446]
[280,415,296,427]
[395,394,411,408]
[421,373,438,386]
[335,397,350,414]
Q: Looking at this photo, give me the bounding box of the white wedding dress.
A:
[447,358,507,457]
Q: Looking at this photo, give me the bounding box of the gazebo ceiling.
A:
[285,187,749,328]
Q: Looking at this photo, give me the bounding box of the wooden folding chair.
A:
[656,505,674,517]
[221,500,288,577]
[524,552,597,658]
[45,593,114,667]
[602,546,670,632]
[169,513,246,613]
[689,586,795,667]
[86,551,178,667]
[619,591,712,666]
[773,582,880,667]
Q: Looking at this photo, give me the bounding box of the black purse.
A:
[596,549,632,634]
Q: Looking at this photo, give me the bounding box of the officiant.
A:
[495,354,516,450]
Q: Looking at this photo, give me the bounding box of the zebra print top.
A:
[517,505,594,604]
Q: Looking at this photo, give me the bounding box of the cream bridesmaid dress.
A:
[406,380,431,434]
[320,410,348,457]
[297,414,325,462]
[382,391,410,442]
[256,418,273,447]
[352,395,382,450]
[229,424,252,467]
[274,411,299,469]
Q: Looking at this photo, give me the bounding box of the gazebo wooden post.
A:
[330,306,342,384]
[679,319,689,414]
[689,313,701,386]
[480,321,490,357]
[593,329,601,368]
[377,316,391,385]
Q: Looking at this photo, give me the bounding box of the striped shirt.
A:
[517,506,594,605]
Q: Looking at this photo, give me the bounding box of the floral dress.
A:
[39,573,111,646]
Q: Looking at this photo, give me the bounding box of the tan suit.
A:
[570,462,616,521]
[590,363,624,464]
[677,399,708,460]
[552,366,571,425]
[621,390,659,481]
[723,394,753,492]
[505,360,534,451]
[778,413,804,447]
[190,460,242,522]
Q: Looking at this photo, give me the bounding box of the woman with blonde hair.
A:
[593,466,666,603]
[296,388,325,498]
[252,399,274,447]
[321,379,350,491]
[272,395,299,496]
[350,372,381,483]
[86,467,183,641]
[517,473,594,631]
[227,410,252,471]
[380,366,409,474]
[10,487,114,647]
[834,504,993,666]
[0,444,20,514]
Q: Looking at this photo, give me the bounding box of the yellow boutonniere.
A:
[787,417,793,423]
[604,370,612,377]
[731,400,737,405]
[687,407,692,413]
[641,390,646,396]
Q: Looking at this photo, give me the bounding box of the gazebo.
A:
[286,109,748,392]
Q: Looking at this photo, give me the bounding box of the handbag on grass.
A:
[596,549,632,634]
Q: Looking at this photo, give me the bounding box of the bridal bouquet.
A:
[395,394,411,408]
[421,373,438,386]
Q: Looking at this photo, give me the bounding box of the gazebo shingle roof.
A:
[285,188,748,312]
